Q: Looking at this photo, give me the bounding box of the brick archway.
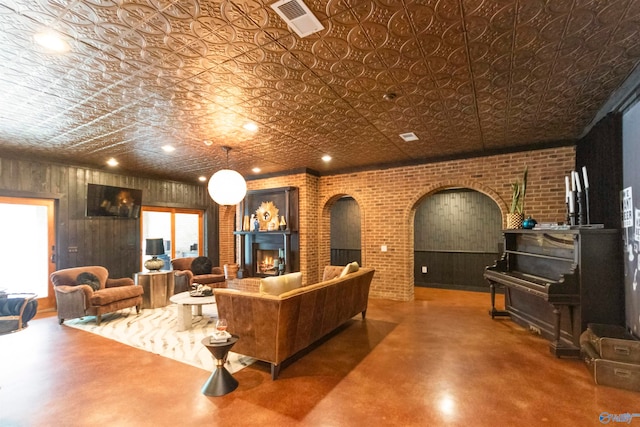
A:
[405,181,506,299]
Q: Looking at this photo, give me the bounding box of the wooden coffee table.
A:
[169,291,216,331]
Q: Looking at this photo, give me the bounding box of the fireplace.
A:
[235,186,299,277]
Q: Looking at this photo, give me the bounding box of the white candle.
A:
[574,171,582,192]
[571,172,576,191]
[565,176,570,201]
[569,192,575,213]
[582,166,589,189]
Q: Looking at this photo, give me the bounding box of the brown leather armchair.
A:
[50,266,143,325]
[171,257,226,294]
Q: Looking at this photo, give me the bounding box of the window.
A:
[141,207,203,270]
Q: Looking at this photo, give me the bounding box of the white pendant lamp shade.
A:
[208,168,247,205]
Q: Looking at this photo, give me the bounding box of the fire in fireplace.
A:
[256,249,281,276]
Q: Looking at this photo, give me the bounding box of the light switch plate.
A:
[381,245,387,252]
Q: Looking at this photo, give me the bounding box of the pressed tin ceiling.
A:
[0,0,640,183]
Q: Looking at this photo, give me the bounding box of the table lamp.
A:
[144,238,165,271]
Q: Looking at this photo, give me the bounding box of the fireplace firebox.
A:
[255,248,284,276]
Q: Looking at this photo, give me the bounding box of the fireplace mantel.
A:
[234,187,299,278]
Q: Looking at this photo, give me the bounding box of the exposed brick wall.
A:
[221,146,575,300]
[218,205,236,267]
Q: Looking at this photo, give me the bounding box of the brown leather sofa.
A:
[171,257,226,294]
[50,266,143,325]
[214,266,375,379]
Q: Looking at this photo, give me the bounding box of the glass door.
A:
[141,207,203,270]
[0,196,56,310]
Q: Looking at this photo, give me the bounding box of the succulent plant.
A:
[509,167,528,214]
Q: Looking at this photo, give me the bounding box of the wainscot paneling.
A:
[0,156,218,280]
[414,251,501,291]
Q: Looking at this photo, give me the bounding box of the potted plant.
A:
[507,167,528,229]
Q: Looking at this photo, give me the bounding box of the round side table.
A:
[200,335,239,396]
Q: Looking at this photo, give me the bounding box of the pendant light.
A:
[208,146,247,205]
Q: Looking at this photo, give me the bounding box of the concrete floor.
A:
[1,287,637,426]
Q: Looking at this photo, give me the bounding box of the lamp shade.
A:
[208,169,247,205]
[145,238,165,256]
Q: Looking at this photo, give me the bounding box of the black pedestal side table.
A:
[200,335,239,396]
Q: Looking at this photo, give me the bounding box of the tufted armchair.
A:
[171,256,226,294]
[50,266,143,325]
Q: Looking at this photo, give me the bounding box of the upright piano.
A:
[484,228,624,357]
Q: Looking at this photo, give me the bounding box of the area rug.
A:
[64,304,255,374]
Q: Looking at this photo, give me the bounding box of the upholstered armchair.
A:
[0,294,38,334]
[50,266,143,325]
[171,256,226,294]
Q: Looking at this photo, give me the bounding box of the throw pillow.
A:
[76,272,101,291]
[339,261,360,278]
[191,256,212,275]
[260,272,303,296]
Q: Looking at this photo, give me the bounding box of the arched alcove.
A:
[414,188,502,292]
[330,196,362,266]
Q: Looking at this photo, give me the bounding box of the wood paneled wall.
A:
[576,112,623,229]
[414,189,502,290]
[330,197,362,266]
[0,157,218,279]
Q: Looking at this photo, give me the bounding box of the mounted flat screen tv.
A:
[86,184,142,218]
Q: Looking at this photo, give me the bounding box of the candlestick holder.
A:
[585,188,590,224]
[577,191,585,225]
[570,212,577,226]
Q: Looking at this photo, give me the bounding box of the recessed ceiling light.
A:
[203,140,213,146]
[34,30,70,53]
[198,176,207,182]
[252,167,261,173]
[322,155,332,162]
[383,92,397,101]
[399,132,419,142]
[106,158,118,167]
[162,145,175,152]
[243,122,258,132]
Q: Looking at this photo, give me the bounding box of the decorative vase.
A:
[144,256,164,271]
[522,216,537,229]
[506,213,524,229]
[279,215,287,231]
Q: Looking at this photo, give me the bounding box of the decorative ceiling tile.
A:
[0,0,638,182]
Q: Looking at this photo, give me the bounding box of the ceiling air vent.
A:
[270,0,324,38]
[400,132,419,142]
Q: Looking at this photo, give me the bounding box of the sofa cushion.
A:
[259,272,302,296]
[322,266,345,281]
[339,261,360,278]
[90,285,143,306]
[191,256,212,275]
[76,272,101,291]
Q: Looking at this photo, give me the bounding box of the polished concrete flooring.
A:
[1,288,638,426]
